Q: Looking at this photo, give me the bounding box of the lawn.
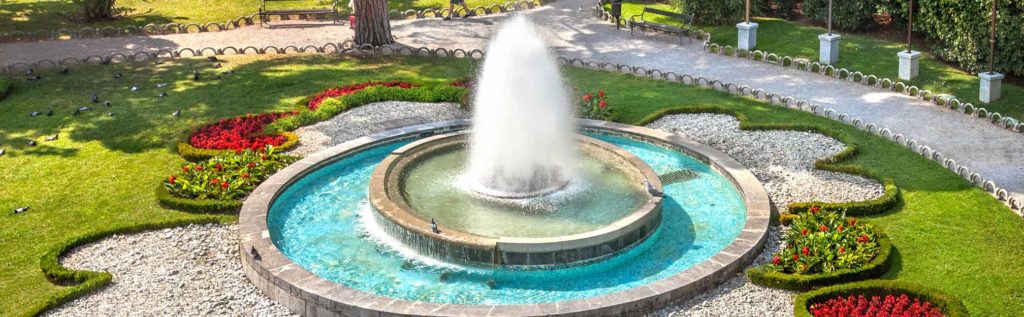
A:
[0,0,509,33]
[603,1,1024,120]
[0,55,1022,317]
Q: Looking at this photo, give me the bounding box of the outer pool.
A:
[267,131,746,305]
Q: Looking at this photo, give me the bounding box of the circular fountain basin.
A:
[240,120,772,317]
[369,131,663,266]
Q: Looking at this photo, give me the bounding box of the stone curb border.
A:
[591,2,1023,135]
[2,41,1018,214]
[589,4,1023,216]
[0,0,549,43]
[239,119,771,316]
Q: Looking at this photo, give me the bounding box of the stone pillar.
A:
[979,72,1004,104]
[818,33,841,65]
[736,22,758,50]
[897,50,921,81]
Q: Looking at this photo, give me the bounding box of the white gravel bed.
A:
[289,101,469,156]
[42,224,294,317]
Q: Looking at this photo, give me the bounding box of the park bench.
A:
[628,7,694,44]
[260,0,341,27]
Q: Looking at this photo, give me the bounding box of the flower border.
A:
[794,280,971,317]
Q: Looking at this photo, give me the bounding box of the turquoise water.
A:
[268,132,746,305]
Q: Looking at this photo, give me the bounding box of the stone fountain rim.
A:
[238,119,772,317]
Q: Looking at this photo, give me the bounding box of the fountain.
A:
[241,15,771,317]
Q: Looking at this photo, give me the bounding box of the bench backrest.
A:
[643,7,692,23]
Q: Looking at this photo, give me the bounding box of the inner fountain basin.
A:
[370,131,663,266]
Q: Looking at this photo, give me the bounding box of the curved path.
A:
[1,0,1021,204]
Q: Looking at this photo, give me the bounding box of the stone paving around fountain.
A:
[1,0,1020,205]
[43,102,887,316]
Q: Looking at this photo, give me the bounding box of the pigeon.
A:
[130,86,140,92]
[642,179,663,197]
[222,70,234,75]
[104,101,112,107]
[13,206,30,214]
[73,109,81,116]
[213,63,222,69]
[431,218,440,234]
[26,68,33,75]
[250,246,262,261]
[158,92,168,97]
[47,110,54,116]
[26,140,37,146]
[207,56,219,62]
[0,148,5,157]
[78,106,93,111]
[60,67,69,75]
[45,134,58,141]
[192,70,200,81]
[114,73,123,79]
[171,110,181,117]
[91,94,99,103]
[27,75,41,80]
[154,59,164,65]
[107,112,115,117]
[30,112,41,117]
[156,83,168,88]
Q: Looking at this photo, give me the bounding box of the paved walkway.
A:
[2,0,1022,202]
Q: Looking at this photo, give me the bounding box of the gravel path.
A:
[4,0,1020,202]
[42,224,294,317]
[44,105,886,316]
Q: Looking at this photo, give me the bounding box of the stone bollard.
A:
[736,22,758,51]
[979,72,1004,104]
[818,33,841,65]
[897,50,921,81]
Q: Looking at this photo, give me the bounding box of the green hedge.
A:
[669,0,758,26]
[33,217,224,316]
[794,280,971,317]
[176,131,299,162]
[747,226,894,291]
[155,184,242,213]
[803,0,881,31]
[916,0,1024,76]
[0,75,11,100]
[789,179,899,216]
[266,85,467,132]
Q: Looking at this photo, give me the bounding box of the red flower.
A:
[182,166,190,173]
[809,206,820,214]
[801,228,809,236]
[307,81,416,111]
[221,181,230,189]
[168,176,176,184]
[839,246,846,254]
[195,165,204,171]
[248,162,257,168]
[809,293,944,317]
[210,178,220,185]
[598,100,607,108]
[242,172,251,178]
[837,225,844,232]
[598,90,605,98]
[801,246,810,256]
[848,218,857,226]
[857,235,870,244]
[771,256,781,265]
[583,94,593,102]
[214,163,222,171]
[792,254,800,261]
[819,225,828,232]
[188,112,292,151]
[260,155,267,161]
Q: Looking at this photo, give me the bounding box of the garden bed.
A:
[794,280,970,317]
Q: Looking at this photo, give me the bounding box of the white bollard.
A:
[897,50,921,81]
[736,22,758,51]
[818,33,841,65]
[979,72,1004,104]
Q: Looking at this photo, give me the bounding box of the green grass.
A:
[1,55,1022,316]
[0,0,510,33]
[604,1,1024,119]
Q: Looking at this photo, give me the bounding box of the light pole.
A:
[737,0,758,50]
[818,0,840,64]
[979,0,1003,103]
[897,0,921,80]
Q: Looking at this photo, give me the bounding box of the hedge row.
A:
[747,226,894,291]
[266,85,467,132]
[670,0,760,26]
[0,75,11,100]
[154,184,243,213]
[794,280,971,317]
[802,0,882,31]
[176,129,299,162]
[789,178,899,216]
[33,217,225,316]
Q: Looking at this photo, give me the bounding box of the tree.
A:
[354,0,395,46]
[74,0,117,21]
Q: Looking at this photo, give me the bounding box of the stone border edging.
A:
[3,40,1018,216]
[239,119,771,316]
[0,0,550,44]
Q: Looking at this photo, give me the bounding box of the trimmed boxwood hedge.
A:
[155,184,243,213]
[176,130,299,162]
[0,74,11,100]
[33,217,225,316]
[789,179,899,216]
[794,280,971,317]
[747,225,894,291]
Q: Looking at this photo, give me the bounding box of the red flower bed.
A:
[450,79,473,88]
[189,112,293,150]
[306,81,415,111]
[810,294,945,317]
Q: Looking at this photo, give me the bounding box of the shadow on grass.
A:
[0,1,177,33]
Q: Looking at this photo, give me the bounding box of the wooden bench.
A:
[260,0,340,27]
[628,7,694,44]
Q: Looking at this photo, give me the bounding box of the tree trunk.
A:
[354,0,395,46]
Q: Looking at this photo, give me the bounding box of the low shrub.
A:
[267,85,468,132]
[155,185,242,213]
[670,0,758,26]
[794,280,971,317]
[789,179,899,216]
[916,0,1024,76]
[164,145,298,200]
[0,75,11,100]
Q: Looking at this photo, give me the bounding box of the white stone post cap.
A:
[818,33,841,41]
[979,72,1005,80]
[897,50,922,59]
[736,22,759,29]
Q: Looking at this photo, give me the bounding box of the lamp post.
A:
[979,0,1003,103]
[818,0,840,64]
[737,0,758,50]
[897,0,921,80]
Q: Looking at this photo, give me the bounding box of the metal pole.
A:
[828,0,833,36]
[745,0,750,23]
[990,0,997,73]
[907,0,913,53]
